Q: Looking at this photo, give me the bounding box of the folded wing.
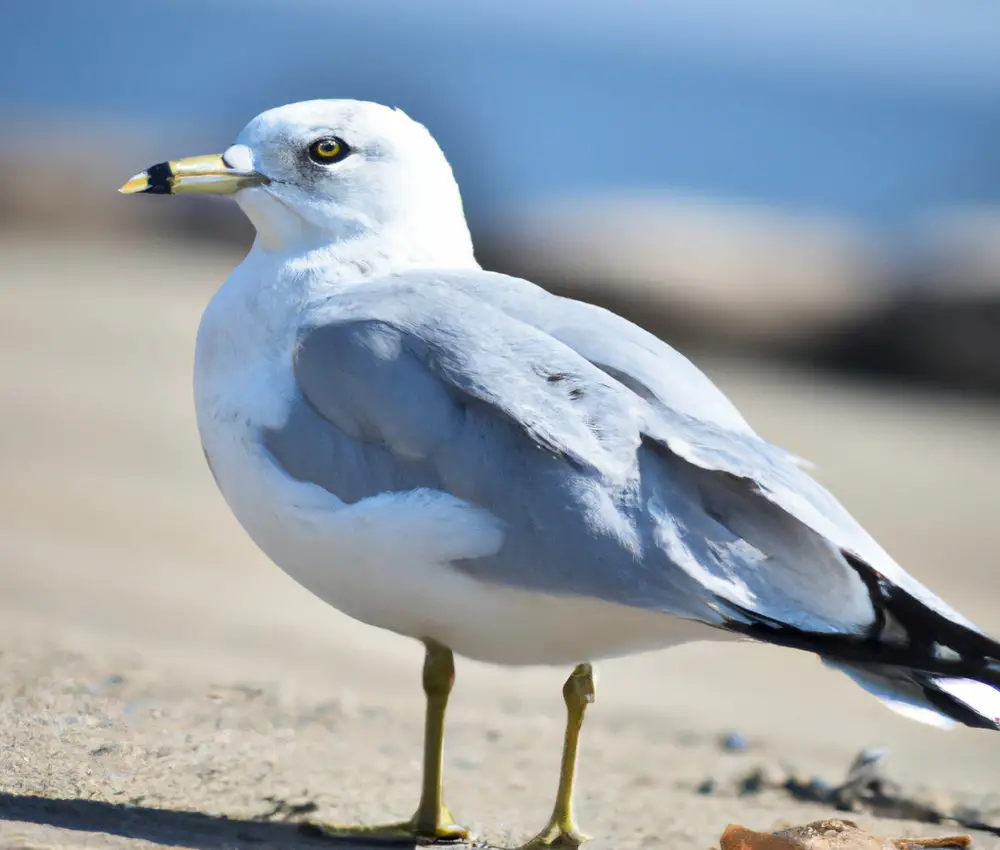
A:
[277,270,1000,729]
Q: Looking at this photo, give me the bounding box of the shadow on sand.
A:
[0,793,433,849]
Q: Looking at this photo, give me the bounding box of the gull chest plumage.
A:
[123,98,1000,848]
[193,252,316,561]
[193,251,485,646]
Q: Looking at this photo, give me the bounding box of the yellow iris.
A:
[310,138,342,161]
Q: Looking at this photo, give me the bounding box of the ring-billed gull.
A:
[120,99,1000,847]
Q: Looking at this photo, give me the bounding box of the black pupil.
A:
[319,141,336,154]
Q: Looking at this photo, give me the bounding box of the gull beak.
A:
[119,153,269,196]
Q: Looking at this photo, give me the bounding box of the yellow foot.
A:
[300,808,469,845]
[517,818,591,849]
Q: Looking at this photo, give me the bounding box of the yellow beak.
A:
[119,154,269,195]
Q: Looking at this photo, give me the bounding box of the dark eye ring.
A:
[307,136,351,164]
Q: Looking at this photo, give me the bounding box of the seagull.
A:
[120,99,1000,847]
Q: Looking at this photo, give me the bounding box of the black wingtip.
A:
[923,681,1000,730]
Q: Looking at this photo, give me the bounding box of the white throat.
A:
[234,185,479,273]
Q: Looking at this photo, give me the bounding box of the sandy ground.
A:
[1,229,999,849]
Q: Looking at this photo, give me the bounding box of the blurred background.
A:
[2,2,1000,845]
[5,0,1000,389]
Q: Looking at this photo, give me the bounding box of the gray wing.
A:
[265,275,889,634]
[269,279,710,617]
[430,270,981,632]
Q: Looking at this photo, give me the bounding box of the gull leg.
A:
[410,639,467,840]
[517,664,595,849]
[305,639,468,844]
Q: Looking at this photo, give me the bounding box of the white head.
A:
[121,99,477,267]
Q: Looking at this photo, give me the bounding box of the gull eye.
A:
[307,136,350,164]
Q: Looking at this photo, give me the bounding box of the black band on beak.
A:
[143,162,175,194]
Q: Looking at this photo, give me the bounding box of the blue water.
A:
[3,0,999,230]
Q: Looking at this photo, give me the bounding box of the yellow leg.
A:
[306,640,468,845]
[411,639,466,840]
[518,664,595,849]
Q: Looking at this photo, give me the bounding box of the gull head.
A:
[120,99,476,262]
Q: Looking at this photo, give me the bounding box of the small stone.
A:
[738,769,767,797]
[696,777,716,795]
[721,732,750,752]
